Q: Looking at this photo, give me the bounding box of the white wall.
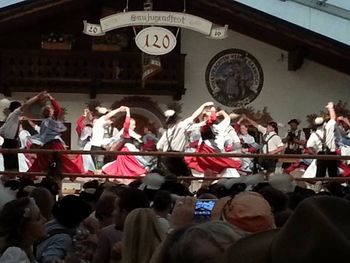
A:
[3,27,350,148]
[180,28,350,135]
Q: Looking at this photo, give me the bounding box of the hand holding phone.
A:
[194,199,217,222]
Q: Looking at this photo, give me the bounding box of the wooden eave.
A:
[0,0,349,75]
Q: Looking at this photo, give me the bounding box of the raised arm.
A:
[218,110,231,122]
[105,106,125,120]
[188,101,214,122]
[326,102,336,120]
[338,116,350,127]
[123,107,131,138]
[243,115,258,127]
[46,94,62,119]
[20,91,48,111]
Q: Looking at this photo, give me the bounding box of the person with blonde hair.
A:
[122,208,165,263]
[0,197,46,263]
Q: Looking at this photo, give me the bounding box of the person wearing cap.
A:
[224,196,350,263]
[90,105,125,169]
[243,115,284,178]
[217,192,276,235]
[0,91,47,172]
[281,119,306,169]
[157,101,215,176]
[306,102,338,177]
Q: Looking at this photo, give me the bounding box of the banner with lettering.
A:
[83,11,228,40]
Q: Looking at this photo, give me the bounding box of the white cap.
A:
[0,136,4,146]
[164,109,175,118]
[142,173,165,190]
[96,106,109,115]
[269,173,296,193]
[0,98,10,109]
[314,117,324,125]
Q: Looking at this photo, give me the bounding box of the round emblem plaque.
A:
[205,49,264,107]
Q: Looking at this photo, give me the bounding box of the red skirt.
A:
[72,155,94,175]
[28,140,83,174]
[185,142,241,174]
[102,147,146,177]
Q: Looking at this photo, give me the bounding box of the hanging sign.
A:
[135,27,177,55]
[83,11,228,39]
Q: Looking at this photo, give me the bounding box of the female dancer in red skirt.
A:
[186,106,241,175]
[28,94,82,174]
[102,106,149,177]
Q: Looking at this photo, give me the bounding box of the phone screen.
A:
[194,199,217,222]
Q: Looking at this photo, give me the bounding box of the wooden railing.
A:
[0,149,350,183]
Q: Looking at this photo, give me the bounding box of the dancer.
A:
[281,119,306,169]
[0,91,46,171]
[186,107,241,176]
[102,107,150,178]
[157,102,215,176]
[237,123,258,174]
[17,117,40,173]
[28,94,82,174]
[306,102,338,177]
[243,115,284,177]
[90,106,124,169]
[73,109,96,174]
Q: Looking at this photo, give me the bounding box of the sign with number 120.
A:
[135,27,177,55]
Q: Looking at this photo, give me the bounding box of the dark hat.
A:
[287,119,300,125]
[225,196,350,263]
[267,121,278,132]
[8,101,22,112]
[52,195,92,228]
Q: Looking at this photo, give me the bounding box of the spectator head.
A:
[30,187,55,221]
[3,180,21,191]
[52,195,92,228]
[152,190,173,215]
[221,192,275,234]
[95,194,117,228]
[114,188,149,230]
[257,186,288,213]
[158,221,243,263]
[80,180,102,210]
[122,208,164,263]
[38,177,60,196]
[268,173,296,194]
[224,196,350,263]
[8,101,21,112]
[0,197,46,254]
